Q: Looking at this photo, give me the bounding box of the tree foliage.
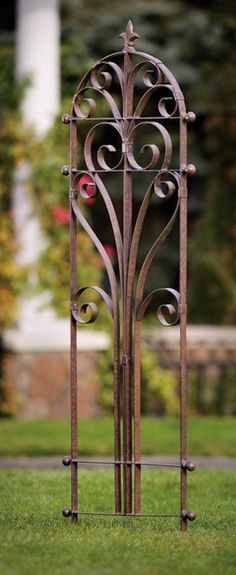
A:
[0,43,29,329]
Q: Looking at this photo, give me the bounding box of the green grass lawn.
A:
[0,416,235,457]
[0,467,236,574]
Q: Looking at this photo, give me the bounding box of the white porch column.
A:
[10,0,68,343]
[16,0,60,136]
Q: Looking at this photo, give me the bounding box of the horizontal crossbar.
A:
[73,511,180,517]
[71,459,181,468]
[71,116,181,122]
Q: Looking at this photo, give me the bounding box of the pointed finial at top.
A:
[119,20,140,52]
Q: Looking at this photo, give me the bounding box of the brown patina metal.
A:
[62,21,196,530]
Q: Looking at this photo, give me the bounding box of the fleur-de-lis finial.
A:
[120,20,140,52]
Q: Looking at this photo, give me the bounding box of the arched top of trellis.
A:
[71,20,187,123]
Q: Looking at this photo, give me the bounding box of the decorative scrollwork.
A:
[124,56,179,120]
[133,172,180,312]
[142,64,165,88]
[69,24,186,320]
[135,288,180,324]
[154,177,176,199]
[75,172,97,200]
[91,61,124,95]
[84,122,123,172]
[158,89,178,118]
[73,59,124,121]
[127,121,172,171]
[71,286,113,324]
[91,69,112,91]
[73,91,97,119]
[83,121,172,173]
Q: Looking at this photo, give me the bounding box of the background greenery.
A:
[0,416,235,457]
[0,0,235,328]
[0,41,29,329]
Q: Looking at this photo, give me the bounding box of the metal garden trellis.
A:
[61,20,196,530]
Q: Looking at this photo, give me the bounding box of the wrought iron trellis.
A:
[61,21,196,530]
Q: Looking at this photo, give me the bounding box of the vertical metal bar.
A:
[179,112,188,531]
[113,312,122,513]
[122,47,133,514]
[70,118,78,523]
[134,321,141,513]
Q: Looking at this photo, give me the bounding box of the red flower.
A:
[78,174,95,205]
[53,205,70,224]
[84,197,95,205]
[104,244,116,258]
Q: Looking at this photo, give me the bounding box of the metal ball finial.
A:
[181,164,196,176]
[62,113,71,124]
[181,460,196,472]
[186,461,196,472]
[181,510,197,521]
[62,507,72,517]
[187,111,196,123]
[187,164,197,176]
[182,112,196,123]
[62,456,72,466]
[61,165,70,176]
[186,511,197,521]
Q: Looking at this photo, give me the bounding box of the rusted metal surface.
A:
[62,21,196,529]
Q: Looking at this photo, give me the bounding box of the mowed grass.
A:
[0,468,236,575]
[0,416,235,457]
